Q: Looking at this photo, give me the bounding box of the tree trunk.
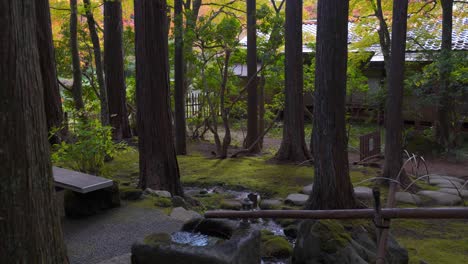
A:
[258,76,265,149]
[244,0,261,154]
[374,0,391,79]
[36,0,65,144]
[0,0,69,261]
[84,0,109,126]
[275,0,311,162]
[307,0,356,210]
[436,0,453,148]
[174,0,187,154]
[70,0,84,111]
[104,0,132,140]
[135,0,184,196]
[183,0,202,102]
[219,51,232,159]
[382,0,409,181]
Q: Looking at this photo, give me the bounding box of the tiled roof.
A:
[407,17,468,51]
[240,18,468,52]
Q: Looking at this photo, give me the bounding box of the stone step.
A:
[417,190,462,206]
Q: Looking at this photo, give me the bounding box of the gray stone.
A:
[131,226,261,264]
[220,199,242,210]
[292,220,408,264]
[354,187,373,200]
[435,182,465,190]
[172,196,190,209]
[182,218,240,239]
[285,193,309,206]
[169,207,202,222]
[259,199,282,210]
[427,175,466,184]
[395,192,422,205]
[437,188,468,199]
[302,184,314,195]
[144,189,172,198]
[417,190,462,206]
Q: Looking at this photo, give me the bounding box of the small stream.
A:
[184,186,295,264]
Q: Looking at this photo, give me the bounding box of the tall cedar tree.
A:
[70,0,84,111]
[382,0,409,181]
[104,0,132,140]
[174,0,187,154]
[244,0,261,153]
[84,0,109,125]
[37,0,65,144]
[275,0,311,162]
[135,0,184,195]
[436,0,453,147]
[307,0,356,210]
[0,0,69,261]
[183,0,202,111]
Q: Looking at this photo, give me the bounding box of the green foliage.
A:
[52,119,127,174]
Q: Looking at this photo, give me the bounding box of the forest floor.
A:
[62,124,468,264]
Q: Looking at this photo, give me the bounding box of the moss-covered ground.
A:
[96,144,467,263]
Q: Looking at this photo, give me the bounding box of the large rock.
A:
[262,236,293,259]
[131,226,261,264]
[65,183,120,218]
[417,190,462,206]
[302,184,314,195]
[353,187,373,200]
[182,218,240,239]
[259,199,282,210]
[437,188,468,199]
[395,192,422,205]
[285,194,309,206]
[292,220,408,264]
[144,188,172,198]
[169,207,202,222]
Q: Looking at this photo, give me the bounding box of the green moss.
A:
[193,193,225,210]
[260,229,275,242]
[101,149,139,180]
[393,219,468,263]
[262,236,293,258]
[178,153,313,197]
[119,186,142,200]
[313,220,352,253]
[130,196,173,214]
[144,233,171,246]
[154,197,172,207]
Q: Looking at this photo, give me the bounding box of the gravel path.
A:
[63,203,183,264]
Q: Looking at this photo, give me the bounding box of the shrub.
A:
[52,119,126,174]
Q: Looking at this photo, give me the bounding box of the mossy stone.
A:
[262,236,293,258]
[143,233,172,246]
[154,197,172,208]
[314,220,352,253]
[260,229,275,242]
[119,186,142,200]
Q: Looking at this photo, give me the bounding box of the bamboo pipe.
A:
[204,208,468,220]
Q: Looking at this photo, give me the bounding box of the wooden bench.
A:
[53,166,113,193]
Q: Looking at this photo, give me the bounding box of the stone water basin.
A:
[131,219,261,264]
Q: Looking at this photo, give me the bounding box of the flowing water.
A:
[171,231,222,247]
